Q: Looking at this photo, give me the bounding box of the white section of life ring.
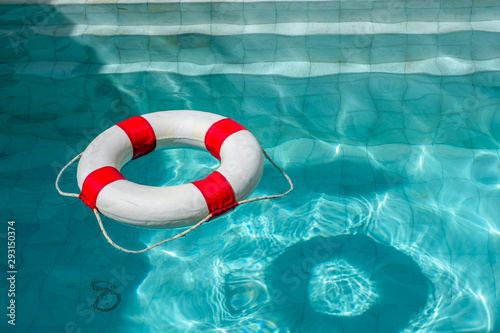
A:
[76,110,264,228]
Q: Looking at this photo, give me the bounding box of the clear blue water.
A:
[1,1,500,332]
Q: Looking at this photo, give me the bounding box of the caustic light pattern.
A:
[308,259,377,317]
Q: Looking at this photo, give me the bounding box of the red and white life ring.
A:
[76,111,264,228]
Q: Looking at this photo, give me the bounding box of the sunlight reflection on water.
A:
[127,140,498,332]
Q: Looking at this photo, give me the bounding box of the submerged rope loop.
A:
[55,152,83,198]
[56,147,293,254]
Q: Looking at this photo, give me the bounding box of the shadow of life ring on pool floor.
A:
[265,234,432,333]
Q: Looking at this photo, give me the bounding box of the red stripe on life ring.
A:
[79,166,125,210]
[116,116,157,159]
[192,171,238,217]
[205,118,247,160]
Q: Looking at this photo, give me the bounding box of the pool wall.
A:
[2,1,500,149]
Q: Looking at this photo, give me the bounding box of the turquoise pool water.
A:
[1,1,500,332]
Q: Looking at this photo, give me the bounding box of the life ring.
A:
[76,110,264,228]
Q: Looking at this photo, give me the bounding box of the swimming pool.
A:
[1,0,499,332]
